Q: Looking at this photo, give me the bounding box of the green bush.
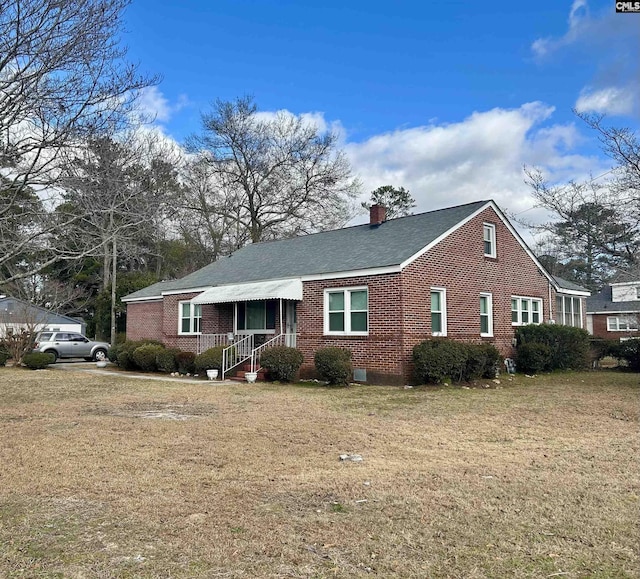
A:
[463,343,502,381]
[0,350,9,366]
[515,324,590,371]
[260,346,304,382]
[612,340,640,372]
[194,346,225,373]
[132,344,165,372]
[22,352,55,369]
[107,346,118,363]
[413,339,467,384]
[516,342,552,374]
[111,339,164,370]
[157,348,180,373]
[176,351,196,374]
[314,347,352,386]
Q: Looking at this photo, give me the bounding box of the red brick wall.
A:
[125,300,163,341]
[591,313,640,341]
[398,206,551,378]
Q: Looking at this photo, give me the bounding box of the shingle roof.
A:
[0,297,83,325]
[124,200,490,300]
[552,276,590,293]
[586,286,640,313]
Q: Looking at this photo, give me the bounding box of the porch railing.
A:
[221,334,254,380]
[197,333,232,354]
[250,333,298,373]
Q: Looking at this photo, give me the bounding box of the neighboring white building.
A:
[0,296,85,337]
[586,280,640,341]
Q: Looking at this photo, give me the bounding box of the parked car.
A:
[33,332,110,362]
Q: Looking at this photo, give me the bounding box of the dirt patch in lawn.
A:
[0,368,638,578]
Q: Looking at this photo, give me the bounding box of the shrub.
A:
[22,352,55,369]
[314,347,352,386]
[515,324,590,371]
[0,350,9,366]
[516,343,552,374]
[260,346,304,382]
[413,339,467,384]
[132,344,165,372]
[176,351,196,374]
[111,339,164,370]
[194,346,225,373]
[614,340,640,372]
[107,346,118,363]
[157,348,180,373]
[463,343,502,381]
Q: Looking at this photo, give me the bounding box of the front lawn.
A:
[0,368,638,577]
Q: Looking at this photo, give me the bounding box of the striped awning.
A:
[191,278,303,305]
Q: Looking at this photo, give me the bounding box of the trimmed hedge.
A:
[260,346,304,382]
[314,347,352,386]
[516,343,552,374]
[412,339,501,384]
[0,350,9,366]
[132,344,165,372]
[22,352,55,369]
[515,325,590,371]
[610,339,640,372]
[110,339,164,371]
[176,351,196,374]
[194,346,225,373]
[157,348,180,373]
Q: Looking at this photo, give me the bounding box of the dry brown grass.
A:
[0,367,638,578]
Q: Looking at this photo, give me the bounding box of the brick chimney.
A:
[369,204,386,225]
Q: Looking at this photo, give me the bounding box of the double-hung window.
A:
[430,288,447,336]
[480,293,493,337]
[324,287,368,335]
[483,223,496,258]
[607,316,639,331]
[511,297,542,325]
[555,296,582,328]
[179,301,202,334]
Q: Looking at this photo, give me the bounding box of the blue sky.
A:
[121,0,639,225]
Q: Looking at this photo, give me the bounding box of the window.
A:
[236,300,276,332]
[483,223,496,258]
[430,288,447,336]
[324,287,368,335]
[480,293,493,336]
[179,301,202,334]
[607,316,639,331]
[555,296,582,328]
[511,297,543,325]
[636,286,640,299]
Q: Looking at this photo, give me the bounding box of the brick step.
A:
[229,369,266,382]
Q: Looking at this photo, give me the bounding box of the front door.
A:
[285,302,297,347]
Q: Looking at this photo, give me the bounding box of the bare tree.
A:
[187,97,360,244]
[0,298,46,364]
[0,0,158,288]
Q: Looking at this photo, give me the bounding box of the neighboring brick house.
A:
[122,200,589,384]
[586,280,640,342]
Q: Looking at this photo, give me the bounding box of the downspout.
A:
[548,281,553,322]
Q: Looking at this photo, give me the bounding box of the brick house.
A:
[586,280,640,342]
[122,200,589,384]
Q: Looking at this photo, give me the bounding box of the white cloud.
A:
[135,87,191,124]
[575,85,637,116]
[344,102,606,228]
[532,0,590,58]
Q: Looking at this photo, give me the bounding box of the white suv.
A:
[33,332,110,362]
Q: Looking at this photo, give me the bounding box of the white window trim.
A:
[607,316,639,332]
[480,292,494,337]
[557,295,583,328]
[430,287,447,337]
[323,286,369,336]
[178,301,202,335]
[511,296,543,326]
[483,223,497,258]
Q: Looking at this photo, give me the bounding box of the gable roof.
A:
[587,286,640,314]
[124,200,491,301]
[124,198,584,302]
[0,297,83,326]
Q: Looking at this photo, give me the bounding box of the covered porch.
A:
[192,278,302,377]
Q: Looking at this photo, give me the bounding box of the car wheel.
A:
[93,348,107,362]
[44,349,58,362]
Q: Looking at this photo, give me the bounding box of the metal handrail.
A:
[250,333,297,373]
[221,334,254,380]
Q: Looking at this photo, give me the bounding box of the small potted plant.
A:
[195,346,224,381]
